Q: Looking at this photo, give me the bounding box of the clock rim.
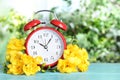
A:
[25,26,66,67]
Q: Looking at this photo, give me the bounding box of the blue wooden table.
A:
[0,63,120,80]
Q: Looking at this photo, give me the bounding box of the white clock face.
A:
[26,28,65,65]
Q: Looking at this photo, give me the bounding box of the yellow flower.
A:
[9,52,23,65]
[6,50,21,61]
[6,38,25,61]
[21,54,42,76]
[21,54,43,64]
[79,48,89,60]
[57,44,90,73]
[66,57,81,66]
[64,48,81,59]
[7,52,42,75]
[63,49,70,59]
[77,58,90,72]
[67,44,80,53]
[7,38,25,51]
[57,59,77,73]
[7,63,24,75]
[77,63,89,72]
[34,56,43,64]
[7,52,24,75]
[23,63,40,76]
[21,54,35,64]
[81,59,90,66]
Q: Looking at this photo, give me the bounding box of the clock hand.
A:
[46,36,52,46]
[39,43,48,51]
[44,36,53,51]
[39,43,45,47]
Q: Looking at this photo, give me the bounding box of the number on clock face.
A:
[26,29,64,65]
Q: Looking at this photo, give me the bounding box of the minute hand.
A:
[46,38,52,46]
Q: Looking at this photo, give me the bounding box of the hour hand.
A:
[39,43,45,47]
[39,43,48,51]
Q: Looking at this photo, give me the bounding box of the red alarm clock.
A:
[24,10,67,67]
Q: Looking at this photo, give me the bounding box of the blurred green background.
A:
[0,0,120,64]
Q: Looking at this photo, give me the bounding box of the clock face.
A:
[25,27,66,66]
